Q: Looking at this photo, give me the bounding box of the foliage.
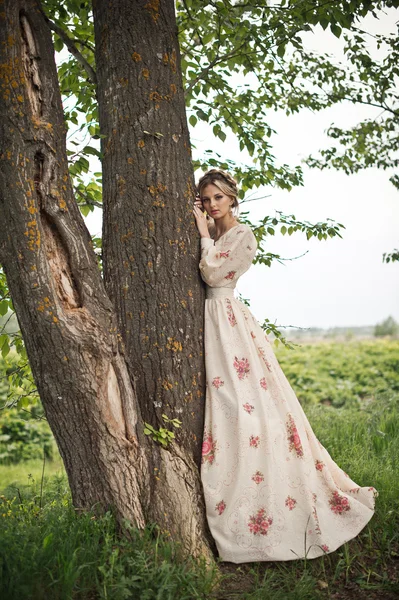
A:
[382,248,399,263]
[0,353,53,465]
[143,414,182,447]
[0,339,38,411]
[302,24,399,181]
[0,409,54,465]
[1,389,398,598]
[294,19,399,263]
[275,338,399,407]
[374,315,399,336]
[177,0,399,191]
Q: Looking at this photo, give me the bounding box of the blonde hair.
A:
[196,169,240,220]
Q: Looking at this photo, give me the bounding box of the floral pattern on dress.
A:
[219,250,231,258]
[329,490,351,515]
[216,500,226,515]
[249,435,260,448]
[199,223,377,561]
[257,346,272,371]
[285,495,297,511]
[202,431,217,465]
[312,493,322,534]
[248,508,273,536]
[212,376,224,390]
[226,298,237,327]
[252,470,264,485]
[243,402,255,414]
[233,356,250,380]
[224,270,236,280]
[286,414,304,458]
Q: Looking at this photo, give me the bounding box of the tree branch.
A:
[38,6,97,86]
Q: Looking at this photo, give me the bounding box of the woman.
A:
[192,168,377,564]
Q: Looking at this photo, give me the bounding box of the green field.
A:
[0,340,398,599]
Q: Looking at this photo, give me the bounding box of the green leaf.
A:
[331,24,342,38]
[0,300,9,316]
[1,339,10,358]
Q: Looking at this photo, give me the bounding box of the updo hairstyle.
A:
[196,169,240,220]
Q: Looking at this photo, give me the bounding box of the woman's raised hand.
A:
[193,196,211,238]
[194,195,204,211]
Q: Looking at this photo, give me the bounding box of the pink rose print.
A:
[220,250,231,258]
[201,431,217,466]
[224,270,236,280]
[285,495,297,511]
[315,459,325,471]
[248,508,273,536]
[249,435,260,448]
[226,299,237,327]
[321,544,329,552]
[260,377,268,391]
[212,376,224,390]
[286,414,304,458]
[215,500,226,515]
[250,331,256,339]
[329,490,351,514]
[243,402,255,415]
[233,356,250,380]
[349,487,361,494]
[251,470,264,485]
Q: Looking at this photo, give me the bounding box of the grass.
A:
[0,341,398,599]
[0,471,220,600]
[0,453,65,492]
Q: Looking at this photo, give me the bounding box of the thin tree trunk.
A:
[0,0,213,559]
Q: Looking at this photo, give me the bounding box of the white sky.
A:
[82,8,398,330]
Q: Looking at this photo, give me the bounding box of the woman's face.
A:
[200,183,233,220]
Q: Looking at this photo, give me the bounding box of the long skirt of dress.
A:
[200,286,378,563]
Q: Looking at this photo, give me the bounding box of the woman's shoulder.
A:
[235,222,255,238]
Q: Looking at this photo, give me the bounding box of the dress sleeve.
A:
[199,226,257,287]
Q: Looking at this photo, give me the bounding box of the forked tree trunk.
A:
[0,0,212,560]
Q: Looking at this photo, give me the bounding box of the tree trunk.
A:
[92,0,206,456]
[0,0,213,560]
[92,0,211,548]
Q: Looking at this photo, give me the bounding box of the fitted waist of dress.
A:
[206,286,236,300]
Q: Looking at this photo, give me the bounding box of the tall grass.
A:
[0,471,219,600]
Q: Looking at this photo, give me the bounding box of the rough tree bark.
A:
[0,0,212,559]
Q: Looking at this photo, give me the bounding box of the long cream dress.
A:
[199,222,377,563]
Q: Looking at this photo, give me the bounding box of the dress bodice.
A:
[199,224,257,293]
